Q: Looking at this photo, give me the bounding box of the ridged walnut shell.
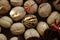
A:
[0,0,11,14]
[22,15,38,28]
[53,0,60,11]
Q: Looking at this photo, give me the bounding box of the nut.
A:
[22,15,38,28]
[56,14,60,24]
[36,21,49,36]
[10,6,26,21]
[38,3,51,17]
[10,37,18,40]
[0,16,13,28]
[10,0,23,6]
[24,0,38,14]
[47,11,59,25]
[24,28,40,40]
[0,0,11,14]
[10,23,25,35]
[0,34,7,40]
[53,0,60,11]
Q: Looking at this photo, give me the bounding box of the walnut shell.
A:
[24,0,38,14]
[0,0,11,14]
[10,37,18,40]
[36,21,49,36]
[24,28,40,40]
[10,0,23,6]
[0,16,13,28]
[38,3,51,17]
[47,11,59,25]
[56,14,60,24]
[10,23,25,35]
[22,15,38,28]
[0,34,7,40]
[53,0,60,11]
[10,7,26,21]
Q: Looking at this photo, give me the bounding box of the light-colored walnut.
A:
[10,23,25,35]
[47,11,59,25]
[10,7,26,21]
[10,37,18,40]
[0,34,7,40]
[0,16,13,28]
[36,21,49,36]
[10,0,23,6]
[24,0,38,14]
[0,0,11,14]
[38,3,51,17]
[24,28,40,40]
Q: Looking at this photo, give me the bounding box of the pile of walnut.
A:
[0,0,60,40]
